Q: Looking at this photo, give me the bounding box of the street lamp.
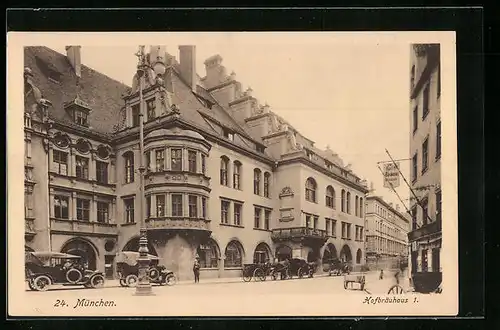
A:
[134,45,153,296]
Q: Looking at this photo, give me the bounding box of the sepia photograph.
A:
[8,31,458,316]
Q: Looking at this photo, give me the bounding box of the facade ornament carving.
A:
[270,114,280,133]
[287,130,302,151]
[279,186,294,197]
[25,67,51,120]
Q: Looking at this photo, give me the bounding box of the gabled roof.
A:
[165,67,265,149]
[24,46,130,136]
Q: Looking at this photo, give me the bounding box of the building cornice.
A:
[207,79,239,93]
[50,120,112,143]
[366,195,410,222]
[278,156,369,193]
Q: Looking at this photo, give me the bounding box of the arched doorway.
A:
[339,244,352,263]
[322,243,338,263]
[356,249,363,264]
[307,248,320,263]
[253,242,272,264]
[275,245,292,262]
[61,238,98,270]
[196,239,220,269]
[122,237,158,256]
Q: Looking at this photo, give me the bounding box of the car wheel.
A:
[148,267,160,281]
[126,274,139,287]
[119,278,127,287]
[33,275,52,292]
[66,268,83,284]
[90,274,105,289]
[298,267,304,279]
[166,274,177,286]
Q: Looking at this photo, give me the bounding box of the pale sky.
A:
[48,33,412,210]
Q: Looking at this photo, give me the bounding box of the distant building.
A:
[364,196,410,270]
[408,44,442,291]
[24,45,369,281]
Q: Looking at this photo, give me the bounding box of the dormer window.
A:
[146,98,156,121]
[64,97,92,127]
[257,145,265,153]
[223,129,234,141]
[75,110,88,126]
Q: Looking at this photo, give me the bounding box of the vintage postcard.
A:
[7,31,458,317]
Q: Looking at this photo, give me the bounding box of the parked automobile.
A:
[325,258,351,276]
[270,258,316,280]
[25,251,105,291]
[116,251,177,287]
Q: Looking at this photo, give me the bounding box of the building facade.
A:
[408,44,442,287]
[364,196,410,270]
[24,45,368,281]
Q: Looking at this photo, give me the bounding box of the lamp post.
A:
[134,45,153,296]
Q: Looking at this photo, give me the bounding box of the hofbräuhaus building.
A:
[23,45,369,281]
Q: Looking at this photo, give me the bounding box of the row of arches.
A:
[305,177,364,217]
[29,237,364,275]
[52,132,111,159]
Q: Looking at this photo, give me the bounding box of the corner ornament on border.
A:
[279,186,294,199]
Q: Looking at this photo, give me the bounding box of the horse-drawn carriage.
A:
[25,251,105,291]
[116,251,176,287]
[242,258,316,282]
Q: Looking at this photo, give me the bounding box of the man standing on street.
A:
[193,256,201,284]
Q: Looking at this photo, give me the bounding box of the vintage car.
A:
[325,258,352,276]
[25,251,105,291]
[116,251,177,287]
[270,258,316,280]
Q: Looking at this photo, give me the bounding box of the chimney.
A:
[396,204,400,212]
[65,46,81,78]
[179,45,197,92]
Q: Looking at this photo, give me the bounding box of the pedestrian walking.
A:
[193,257,201,283]
[394,269,400,285]
[379,269,384,280]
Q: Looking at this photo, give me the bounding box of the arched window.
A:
[355,196,359,216]
[356,249,362,264]
[124,151,135,183]
[305,177,317,202]
[253,169,262,195]
[224,241,244,268]
[346,192,351,214]
[220,156,229,186]
[233,161,241,189]
[253,242,272,264]
[326,186,335,208]
[197,239,220,268]
[359,197,364,218]
[341,189,346,212]
[263,172,271,198]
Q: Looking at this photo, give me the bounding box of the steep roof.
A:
[165,67,265,149]
[24,46,130,136]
